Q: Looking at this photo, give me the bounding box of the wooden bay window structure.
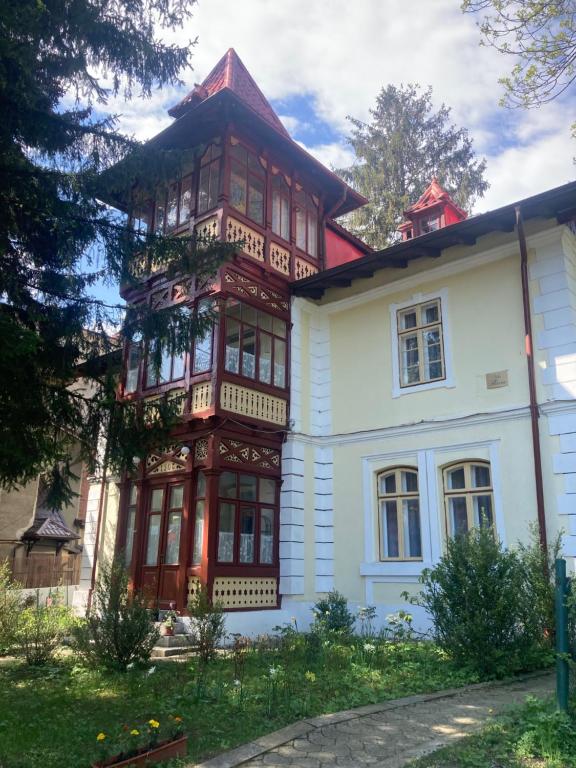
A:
[111,49,365,612]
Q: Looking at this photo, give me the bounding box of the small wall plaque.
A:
[486,370,509,389]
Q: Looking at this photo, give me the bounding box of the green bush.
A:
[515,699,576,766]
[16,593,73,665]
[516,523,561,641]
[409,526,551,678]
[312,590,355,636]
[0,560,22,654]
[73,558,159,672]
[187,585,226,664]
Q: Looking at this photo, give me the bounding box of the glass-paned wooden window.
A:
[146,485,163,567]
[125,484,138,567]
[272,173,290,241]
[229,142,265,225]
[444,462,494,536]
[224,299,287,388]
[192,471,206,566]
[178,175,193,226]
[217,471,278,565]
[148,175,194,234]
[165,512,182,565]
[260,507,274,564]
[192,299,213,374]
[377,467,422,560]
[166,183,178,231]
[397,299,444,387]
[218,502,235,562]
[154,191,166,235]
[198,143,222,214]
[145,340,185,388]
[124,343,142,394]
[420,214,440,234]
[164,484,183,565]
[130,203,152,241]
[294,188,318,258]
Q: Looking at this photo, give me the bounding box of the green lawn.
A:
[0,640,477,767]
[409,697,576,768]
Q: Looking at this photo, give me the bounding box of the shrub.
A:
[408,526,543,678]
[0,560,22,654]
[515,698,576,766]
[187,585,226,664]
[16,592,72,665]
[516,524,561,642]
[73,558,159,672]
[311,590,355,636]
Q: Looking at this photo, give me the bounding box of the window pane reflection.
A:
[146,514,161,566]
[218,503,235,562]
[165,512,181,564]
[239,507,255,563]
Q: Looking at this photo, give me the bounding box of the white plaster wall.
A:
[73,478,119,614]
[531,225,576,559]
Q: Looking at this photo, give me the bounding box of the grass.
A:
[409,697,576,768]
[0,638,478,767]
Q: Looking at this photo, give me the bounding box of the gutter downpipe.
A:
[516,205,548,552]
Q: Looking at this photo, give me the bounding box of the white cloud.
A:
[297,141,355,172]
[278,115,303,134]
[101,0,574,210]
[481,126,575,211]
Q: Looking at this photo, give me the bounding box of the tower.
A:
[112,50,365,614]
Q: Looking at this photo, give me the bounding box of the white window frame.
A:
[362,450,435,579]
[390,288,455,398]
[360,440,506,589]
[442,460,495,538]
[377,466,423,562]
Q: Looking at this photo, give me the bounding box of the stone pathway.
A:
[193,672,553,768]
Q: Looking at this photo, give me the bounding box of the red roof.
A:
[404,178,467,219]
[168,48,289,137]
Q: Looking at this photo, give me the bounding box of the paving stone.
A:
[189,673,553,768]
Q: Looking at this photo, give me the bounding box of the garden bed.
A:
[0,639,478,768]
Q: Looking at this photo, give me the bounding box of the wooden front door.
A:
[140,482,185,608]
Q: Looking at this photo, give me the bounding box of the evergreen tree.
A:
[0,0,234,508]
[337,84,489,248]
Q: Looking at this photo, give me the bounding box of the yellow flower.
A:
[304,671,316,683]
[148,719,160,729]
[96,733,106,742]
[130,729,140,736]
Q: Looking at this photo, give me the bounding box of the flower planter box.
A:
[160,625,174,637]
[93,736,188,768]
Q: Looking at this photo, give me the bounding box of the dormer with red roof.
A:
[398,178,467,240]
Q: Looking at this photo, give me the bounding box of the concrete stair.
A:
[151,626,194,658]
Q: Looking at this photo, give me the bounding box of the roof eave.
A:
[292,180,576,299]
[143,89,367,217]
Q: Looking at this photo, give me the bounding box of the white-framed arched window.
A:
[377,466,422,561]
[443,461,494,537]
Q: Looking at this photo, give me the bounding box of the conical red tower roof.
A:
[168,48,289,137]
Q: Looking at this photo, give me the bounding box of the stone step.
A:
[155,634,192,648]
[151,645,194,658]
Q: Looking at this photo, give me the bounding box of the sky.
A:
[94,0,575,305]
